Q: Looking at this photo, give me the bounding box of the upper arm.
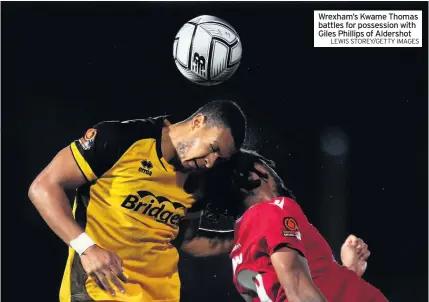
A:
[29,146,87,195]
[256,202,306,258]
[270,247,327,302]
[260,201,326,302]
[270,246,312,283]
[70,122,122,182]
[30,122,122,194]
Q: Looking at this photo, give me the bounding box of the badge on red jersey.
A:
[78,128,97,150]
[282,217,301,240]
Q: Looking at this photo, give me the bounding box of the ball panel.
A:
[188,15,204,24]
[189,15,227,25]
[230,42,242,65]
[197,80,223,86]
[175,60,205,82]
[199,23,237,44]
[189,26,212,80]
[193,78,224,86]
[173,15,241,85]
[212,64,240,82]
[175,23,195,67]
[173,39,178,60]
[210,40,228,79]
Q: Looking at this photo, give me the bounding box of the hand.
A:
[340,234,370,277]
[80,245,128,296]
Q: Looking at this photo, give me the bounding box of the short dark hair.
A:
[190,100,247,149]
[234,149,296,200]
[197,149,296,219]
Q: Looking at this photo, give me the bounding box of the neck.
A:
[244,191,278,209]
[160,121,187,165]
[161,121,186,166]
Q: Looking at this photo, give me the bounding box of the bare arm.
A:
[181,235,234,257]
[271,247,327,302]
[28,146,87,244]
[173,215,234,257]
[29,146,128,294]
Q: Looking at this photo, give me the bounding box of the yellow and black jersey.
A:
[60,116,199,302]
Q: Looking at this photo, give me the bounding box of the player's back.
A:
[230,197,387,302]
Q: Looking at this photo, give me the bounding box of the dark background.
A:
[2,1,428,301]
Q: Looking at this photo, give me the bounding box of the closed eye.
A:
[254,170,269,181]
[210,144,220,154]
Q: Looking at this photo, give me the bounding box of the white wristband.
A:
[69,232,96,256]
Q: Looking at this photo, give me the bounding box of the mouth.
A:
[185,159,200,170]
[193,159,200,168]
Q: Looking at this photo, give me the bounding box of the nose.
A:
[204,153,220,169]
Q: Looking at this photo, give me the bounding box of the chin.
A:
[176,166,189,173]
[180,164,195,173]
[169,161,186,172]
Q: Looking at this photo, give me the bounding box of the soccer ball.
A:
[173,15,242,86]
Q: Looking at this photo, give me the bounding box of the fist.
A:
[340,234,370,277]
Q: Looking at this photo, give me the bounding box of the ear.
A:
[191,113,206,130]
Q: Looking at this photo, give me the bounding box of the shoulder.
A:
[237,197,302,226]
[94,115,168,142]
[246,197,303,218]
[72,116,169,179]
[87,116,168,153]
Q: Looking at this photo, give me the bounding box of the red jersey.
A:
[230,197,387,302]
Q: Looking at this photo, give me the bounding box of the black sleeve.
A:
[72,117,165,180]
[72,121,125,179]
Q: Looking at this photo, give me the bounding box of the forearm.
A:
[181,236,234,257]
[29,181,84,244]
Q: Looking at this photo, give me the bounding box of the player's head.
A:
[173,100,247,171]
[232,149,295,208]
[195,149,295,217]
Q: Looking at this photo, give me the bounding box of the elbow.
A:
[28,174,54,206]
[28,177,38,201]
[28,177,43,204]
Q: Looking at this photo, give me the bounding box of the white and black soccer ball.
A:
[173,15,242,86]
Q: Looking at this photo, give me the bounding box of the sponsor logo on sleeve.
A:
[78,128,97,150]
[282,217,301,240]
